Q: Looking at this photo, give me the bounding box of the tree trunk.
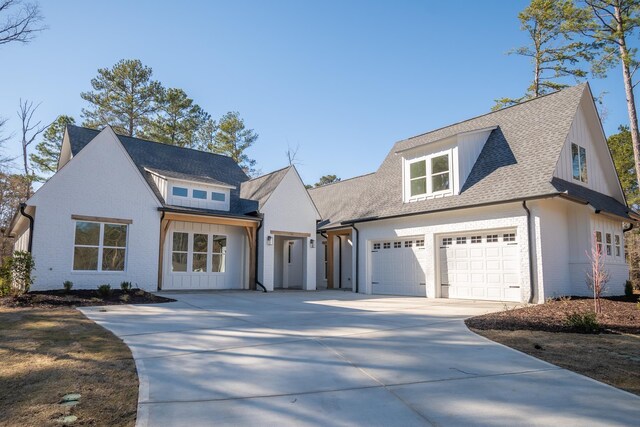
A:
[616,5,640,187]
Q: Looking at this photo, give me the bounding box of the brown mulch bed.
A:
[0,289,175,309]
[0,307,138,426]
[465,296,640,334]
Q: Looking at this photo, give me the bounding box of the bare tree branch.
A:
[0,0,45,46]
[285,143,301,166]
[17,99,46,181]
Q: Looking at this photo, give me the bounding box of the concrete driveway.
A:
[81,291,639,426]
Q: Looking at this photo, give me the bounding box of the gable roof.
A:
[239,166,291,210]
[66,125,258,215]
[308,173,376,229]
[311,84,634,227]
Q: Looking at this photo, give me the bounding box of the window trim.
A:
[170,231,227,274]
[605,233,612,256]
[172,186,189,197]
[615,234,621,257]
[212,192,226,202]
[571,142,588,184]
[72,220,129,273]
[192,189,207,200]
[406,149,453,200]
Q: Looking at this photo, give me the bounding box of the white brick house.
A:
[8,83,637,303]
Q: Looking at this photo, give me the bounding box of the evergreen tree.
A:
[494,0,592,110]
[315,175,341,187]
[207,112,258,175]
[607,125,640,207]
[81,59,164,137]
[30,114,74,178]
[144,88,209,147]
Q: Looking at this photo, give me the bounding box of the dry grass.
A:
[0,307,137,426]
[472,329,640,396]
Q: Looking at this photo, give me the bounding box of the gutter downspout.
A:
[254,215,267,292]
[522,201,535,304]
[623,223,634,233]
[19,203,34,253]
[351,223,360,293]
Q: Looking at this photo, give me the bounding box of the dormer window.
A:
[172,187,188,197]
[212,192,225,202]
[571,143,588,183]
[193,189,207,199]
[407,150,452,199]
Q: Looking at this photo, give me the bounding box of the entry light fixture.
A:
[267,235,273,245]
[310,239,315,248]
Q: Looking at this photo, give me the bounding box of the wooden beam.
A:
[163,212,258,228]
[327,232,334,289]
[71,214,132,224]
[157,218,171,290]
[245,226,257,290]
[270,230,311,238]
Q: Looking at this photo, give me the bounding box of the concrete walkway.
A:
[81,291,640,426]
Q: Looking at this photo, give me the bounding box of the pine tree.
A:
[206,112,258,175]
[30,114,75,178]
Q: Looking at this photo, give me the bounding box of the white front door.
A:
[439,231,521,302]
[370,238,427,296]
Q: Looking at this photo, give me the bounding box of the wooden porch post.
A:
[327,231,334,289]
[245,226,257,290]
[157,218,171,290]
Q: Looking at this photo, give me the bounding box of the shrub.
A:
[625,280,634,298]
[0,277,10,297]
[119,294,130,303]
[120,281,132,292]
[2,251,36,295]
[565,312,601,333]
[97,284,111,297]
[135,289,145,297]
[63,280,73,293]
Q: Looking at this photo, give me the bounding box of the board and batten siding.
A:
[162,220,246,290]
[165,179,231,211]
[25,127,162,291]
[554,99,623,200]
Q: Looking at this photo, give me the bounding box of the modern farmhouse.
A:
[8,83,637,303]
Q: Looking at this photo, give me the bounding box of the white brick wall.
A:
[25,128,162,291]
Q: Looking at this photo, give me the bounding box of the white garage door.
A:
[371,238,427,296]
[439,231,521,302]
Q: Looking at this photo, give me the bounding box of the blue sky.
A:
[0,0,634,184]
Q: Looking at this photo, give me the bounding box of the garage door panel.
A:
[439,231,521,302]
[371,239,426,297]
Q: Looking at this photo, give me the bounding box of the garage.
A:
[438,230,521,302]
[370,238,427,296]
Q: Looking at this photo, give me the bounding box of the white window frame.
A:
[605,233,612,256]
[170,231,227,274]
[193,189,207,200]
[615,234,621,257]
[406,148,453,200]
[172,186,189,197]
[72,221,129,273]
[571,142,588,184]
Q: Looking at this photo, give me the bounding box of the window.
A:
[595,231,602,253]
[172,186,188,197]
[172,232,188,272]
[571,143,588,183]
[212,192,226,202]
[442,237,452,246]
[404,241,413,248]
[606,233,612,256]
[192,234,208,272]
[416,239,425,247]
[193,189,207,200]
[503,233,516,242]
[73,221,127,271]
[409,160,427,197]
[383,242,391,249]
[615,235,621,257]
[487,235,498,243]
[212,236,226,272]
[456,237,466,245]
[373,243,381,250]
[408,152,451,198]
[394,241,402,248]
[471,236,482,244]
[431,154,450,193]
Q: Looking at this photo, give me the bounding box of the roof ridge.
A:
[67,124,237,162]
[401,83,587,144]
[244,165,291,182]
[307,171,376,191]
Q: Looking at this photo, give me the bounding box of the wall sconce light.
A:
[267,235,273,245]
[310,239,315,248]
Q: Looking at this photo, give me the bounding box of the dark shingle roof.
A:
[551,178,633,219]
[66,125,258,214]
[311,84,633,225]
[145,167,234,188]
[308,173,376,230]
[239,167,291,209]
